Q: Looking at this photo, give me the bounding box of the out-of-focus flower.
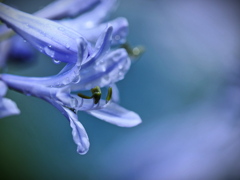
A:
[0,80,20,119]
[0,2,141,154]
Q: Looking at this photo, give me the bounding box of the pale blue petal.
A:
[60,0,118,29]
[62,107,89,155]
[0,39,11,68]
[34,0,100,19]
[80,26,112,66]
[87,102,142,127]
[0,80,7,96]
[0,81,20,118]
[0,3,86,63]
[71,17,128,45]
[71,48,131,91]
[110,84,120,103]
[0,98,20,118]
[0,38,87,88]
[71,95,110,111]
[38,98,90,155]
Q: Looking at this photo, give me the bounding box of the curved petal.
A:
[81,26,113,66]
[71,48,131,91]
[0,81,20,118]
[60,0,118,29]
[0,98,20,118]
[34,0,100,19]
[0,3,86,63]
[110,84,120,103]
[62,107,89,155]
[0,80,7,96]
[74,17,128,45]
[44,99,90,155]
[87,102,142,127]
[0,38,87,87]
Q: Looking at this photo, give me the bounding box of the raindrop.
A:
[52,59,61,64]
[72,75,81,84]
[58,27,65,32]
[114,35,120,41]
[117,63,123,70]
[44,46,55,58]
[65,43,70,49]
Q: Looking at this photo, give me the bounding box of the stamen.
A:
[77,86,113,104]
[91,86,101,104]
[121,43,145,58]
[106,87,112,103]
[78,86,102,104]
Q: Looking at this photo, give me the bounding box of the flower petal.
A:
[0,81,20,118]
[0,98,20,118]
[0,38,88,88]
[0,3,86,63]
[60,0,118,29]
[0,80,7,96]
[87,102,142,127]
[71,17,128,46]
[62,107,89,155]
[71,48,131,91]
[34,0,100,19]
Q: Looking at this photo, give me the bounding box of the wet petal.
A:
[87,102,142,127]
[0,38,87,88]
[71,48,131,91]
[34,0,100,19]
[73,17,129,45]
[60,0,118,29]
[0,98,20,118]
[0,80,7,96]
[0,81,20,118]
[0,3,86,63]
[63,107,89,155]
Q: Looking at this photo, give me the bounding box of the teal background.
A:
[1,0,240,179]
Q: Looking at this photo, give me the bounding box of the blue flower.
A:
[0,6,141,154]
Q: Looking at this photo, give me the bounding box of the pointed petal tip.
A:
[121,111,142,128]
[77,147,89,155]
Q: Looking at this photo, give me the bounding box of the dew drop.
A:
[53,59,61,64]
[118,63,123,70]
[58,27,65,32]
[44,46,55,58]
[72,75,81,84]
[63,77,70,85]
[65,43,70,49]
[114,35,120,41]
[118,71,124,80]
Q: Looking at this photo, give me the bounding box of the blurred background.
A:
[1,0,240,179]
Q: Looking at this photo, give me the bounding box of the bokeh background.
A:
[1,0,240,179]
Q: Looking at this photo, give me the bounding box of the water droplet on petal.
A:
[65,43,70,49]
[58,27,65,32]
[44,46,55,58]
[53,59,61,64]
[114,35,120,41]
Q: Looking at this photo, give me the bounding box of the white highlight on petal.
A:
[87,102,142,127]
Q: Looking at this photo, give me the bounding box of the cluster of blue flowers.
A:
[0,0,141,155]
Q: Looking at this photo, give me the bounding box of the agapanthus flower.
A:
[0,0,127,67]
[0,2,141,154]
